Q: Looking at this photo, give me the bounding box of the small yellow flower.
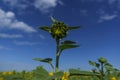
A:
[2,72,7,75]
[8,72,13,75]
[0,77,3,80]
[62,72,69,80]
[29,72,33,78]
[49,72,54,76]
[111,77,116,80]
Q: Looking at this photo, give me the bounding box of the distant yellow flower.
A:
[8,72,13,75]
[111,77,116,80]
[29,72,33,78]
[62,72,69,80]
[0,77,3,80]
[2,72,7,75]
[49,72,54,76]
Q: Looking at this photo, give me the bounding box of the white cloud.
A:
[3,0,28,9]
[0,45,9,50]
[6,11,15,18]
[3,0,18,6]
[0,8,36,33]
[0,33,23,38]
[39,34,45,39]
[14,41,40,46]
[0,46,6,49]
[108,0,117,4]
[96,9,105,15]
[98,14,117,22]
[2,0,63,13]
[80,10,88,16]
[34,0,60,13]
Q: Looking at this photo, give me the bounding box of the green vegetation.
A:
[33,16,80,73]
[0,17,120,80]
[0,59,120,80]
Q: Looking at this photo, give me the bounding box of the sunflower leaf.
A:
[67,26,80,30]
[33,58,52,63]
[89,61,97,67]
[50,16,58,23]
[39,26,51,33]
[61,40,76,45]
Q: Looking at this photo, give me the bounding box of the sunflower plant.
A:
[89,57,116,80]
[33,16,80,73]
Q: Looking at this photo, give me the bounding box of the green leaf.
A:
[33,58,54,70]
[50,16,58,23]
[39,26,51,33]
[89,61,100,68]
[33,58,42,61]
[59,40,79,51]
[59,44,79,51]
[104,63,112,67]
[96,63,100,68]
[105,66,113,71]
[33,58,52,63]
[67,26,80,30]
[61,40,76,45]
[50,71,64,79]
[98,57,107,63]
[69,68,81,74]
[89,61,97,67]
[32,66,49,80]
[69,68,100,77]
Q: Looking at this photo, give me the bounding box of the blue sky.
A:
[0,0,120,71]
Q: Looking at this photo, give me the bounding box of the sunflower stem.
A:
[55,39,60,73]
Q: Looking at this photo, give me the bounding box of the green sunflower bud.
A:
[51,22,68,40]
[98,57,107,63]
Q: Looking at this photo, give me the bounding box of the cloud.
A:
[0,8,36,33]
[81,0,119,6]
[39,34,45,39]
[3,0,29,10]
[0,33,23,38]
[108,0,117,4]
[0,45,9,50]
[14,41,41,46]
[80,10,88,16]
[2,0,63,13]
[34,0,62,13]
[98,14,117,22]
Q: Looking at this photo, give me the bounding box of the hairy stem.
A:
[100,63,104,80]
[55,39,60,72]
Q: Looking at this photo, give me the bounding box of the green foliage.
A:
[98,57,107,64]
[33,58,54,70]
[50,16,57,23]
[69,68,100,77]
[3,75,23,80]
[1,64,120,80]
[32,66,50,80]
[89,61,100,68]
[36,16,80,73]
[88,57,120,80]
[39,26,51,33]
[67,26,80,30]
[39,17,80,40]
[51,71,64,79]
[33,58,52,63]
[59,40,79,51]
[31,66,64,80]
